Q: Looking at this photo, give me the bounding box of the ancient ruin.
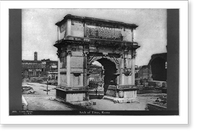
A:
[54,14,140,102]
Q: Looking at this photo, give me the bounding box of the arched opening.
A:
[151,57,167,81]
[89,58,117,95]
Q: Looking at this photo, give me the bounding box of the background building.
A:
[135,52,167,87]
[22,52,58,80]
[148,53,167,81]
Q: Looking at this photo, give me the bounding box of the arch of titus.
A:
[54,14,140,102]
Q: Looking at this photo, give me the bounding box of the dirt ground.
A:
[138,93,167,107]
[23,82,74,110]
[89,93,166,110]
[90,99,146,110]
[22,82,167,111]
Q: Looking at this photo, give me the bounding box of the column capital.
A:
[83,51,89,56]
[132,50,136,59]
[67,51,72,56]
[57,49,68,58]
[123,68,132,76]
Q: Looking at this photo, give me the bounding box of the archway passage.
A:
[96,58,117,95]
[151,57,167,81]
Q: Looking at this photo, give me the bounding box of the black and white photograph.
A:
[17,8,173,115]
[0,1,188,124]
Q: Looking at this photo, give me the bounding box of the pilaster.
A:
[57,58,61,85]
[131,50,136,85]
[66,51,71,87]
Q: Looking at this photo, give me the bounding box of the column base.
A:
[56,86,88,102]
[104,85,138,103]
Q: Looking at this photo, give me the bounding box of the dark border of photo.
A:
[9,9,179,115]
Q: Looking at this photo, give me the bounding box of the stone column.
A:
[57,58,61,85]
[117,64,120,85]
[66,19,71,36]
[83,52,88,87]
[131,51,136,85]
[128,60,132,85]
[67,51,71,87]
[128,52,132,85]
[120,57,125,85]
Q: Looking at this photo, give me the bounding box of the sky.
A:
[22,9,167,66]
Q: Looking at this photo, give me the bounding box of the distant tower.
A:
[34,52,37,61]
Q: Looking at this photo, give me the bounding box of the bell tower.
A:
[34,52,37,61]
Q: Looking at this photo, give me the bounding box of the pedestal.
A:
[103,85,138,103]
[56,86,88,102]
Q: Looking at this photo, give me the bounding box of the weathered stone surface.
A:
[71,57,84,68]
[72,51,83,57]
[60,74,67,86]
[70,73,83,87]
[54,14,140,103]
[103,95,139,104]
[71,101,93,107]
[66,93,86,102]
[106,89,117,97]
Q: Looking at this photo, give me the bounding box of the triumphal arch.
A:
[54,14,140,103]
